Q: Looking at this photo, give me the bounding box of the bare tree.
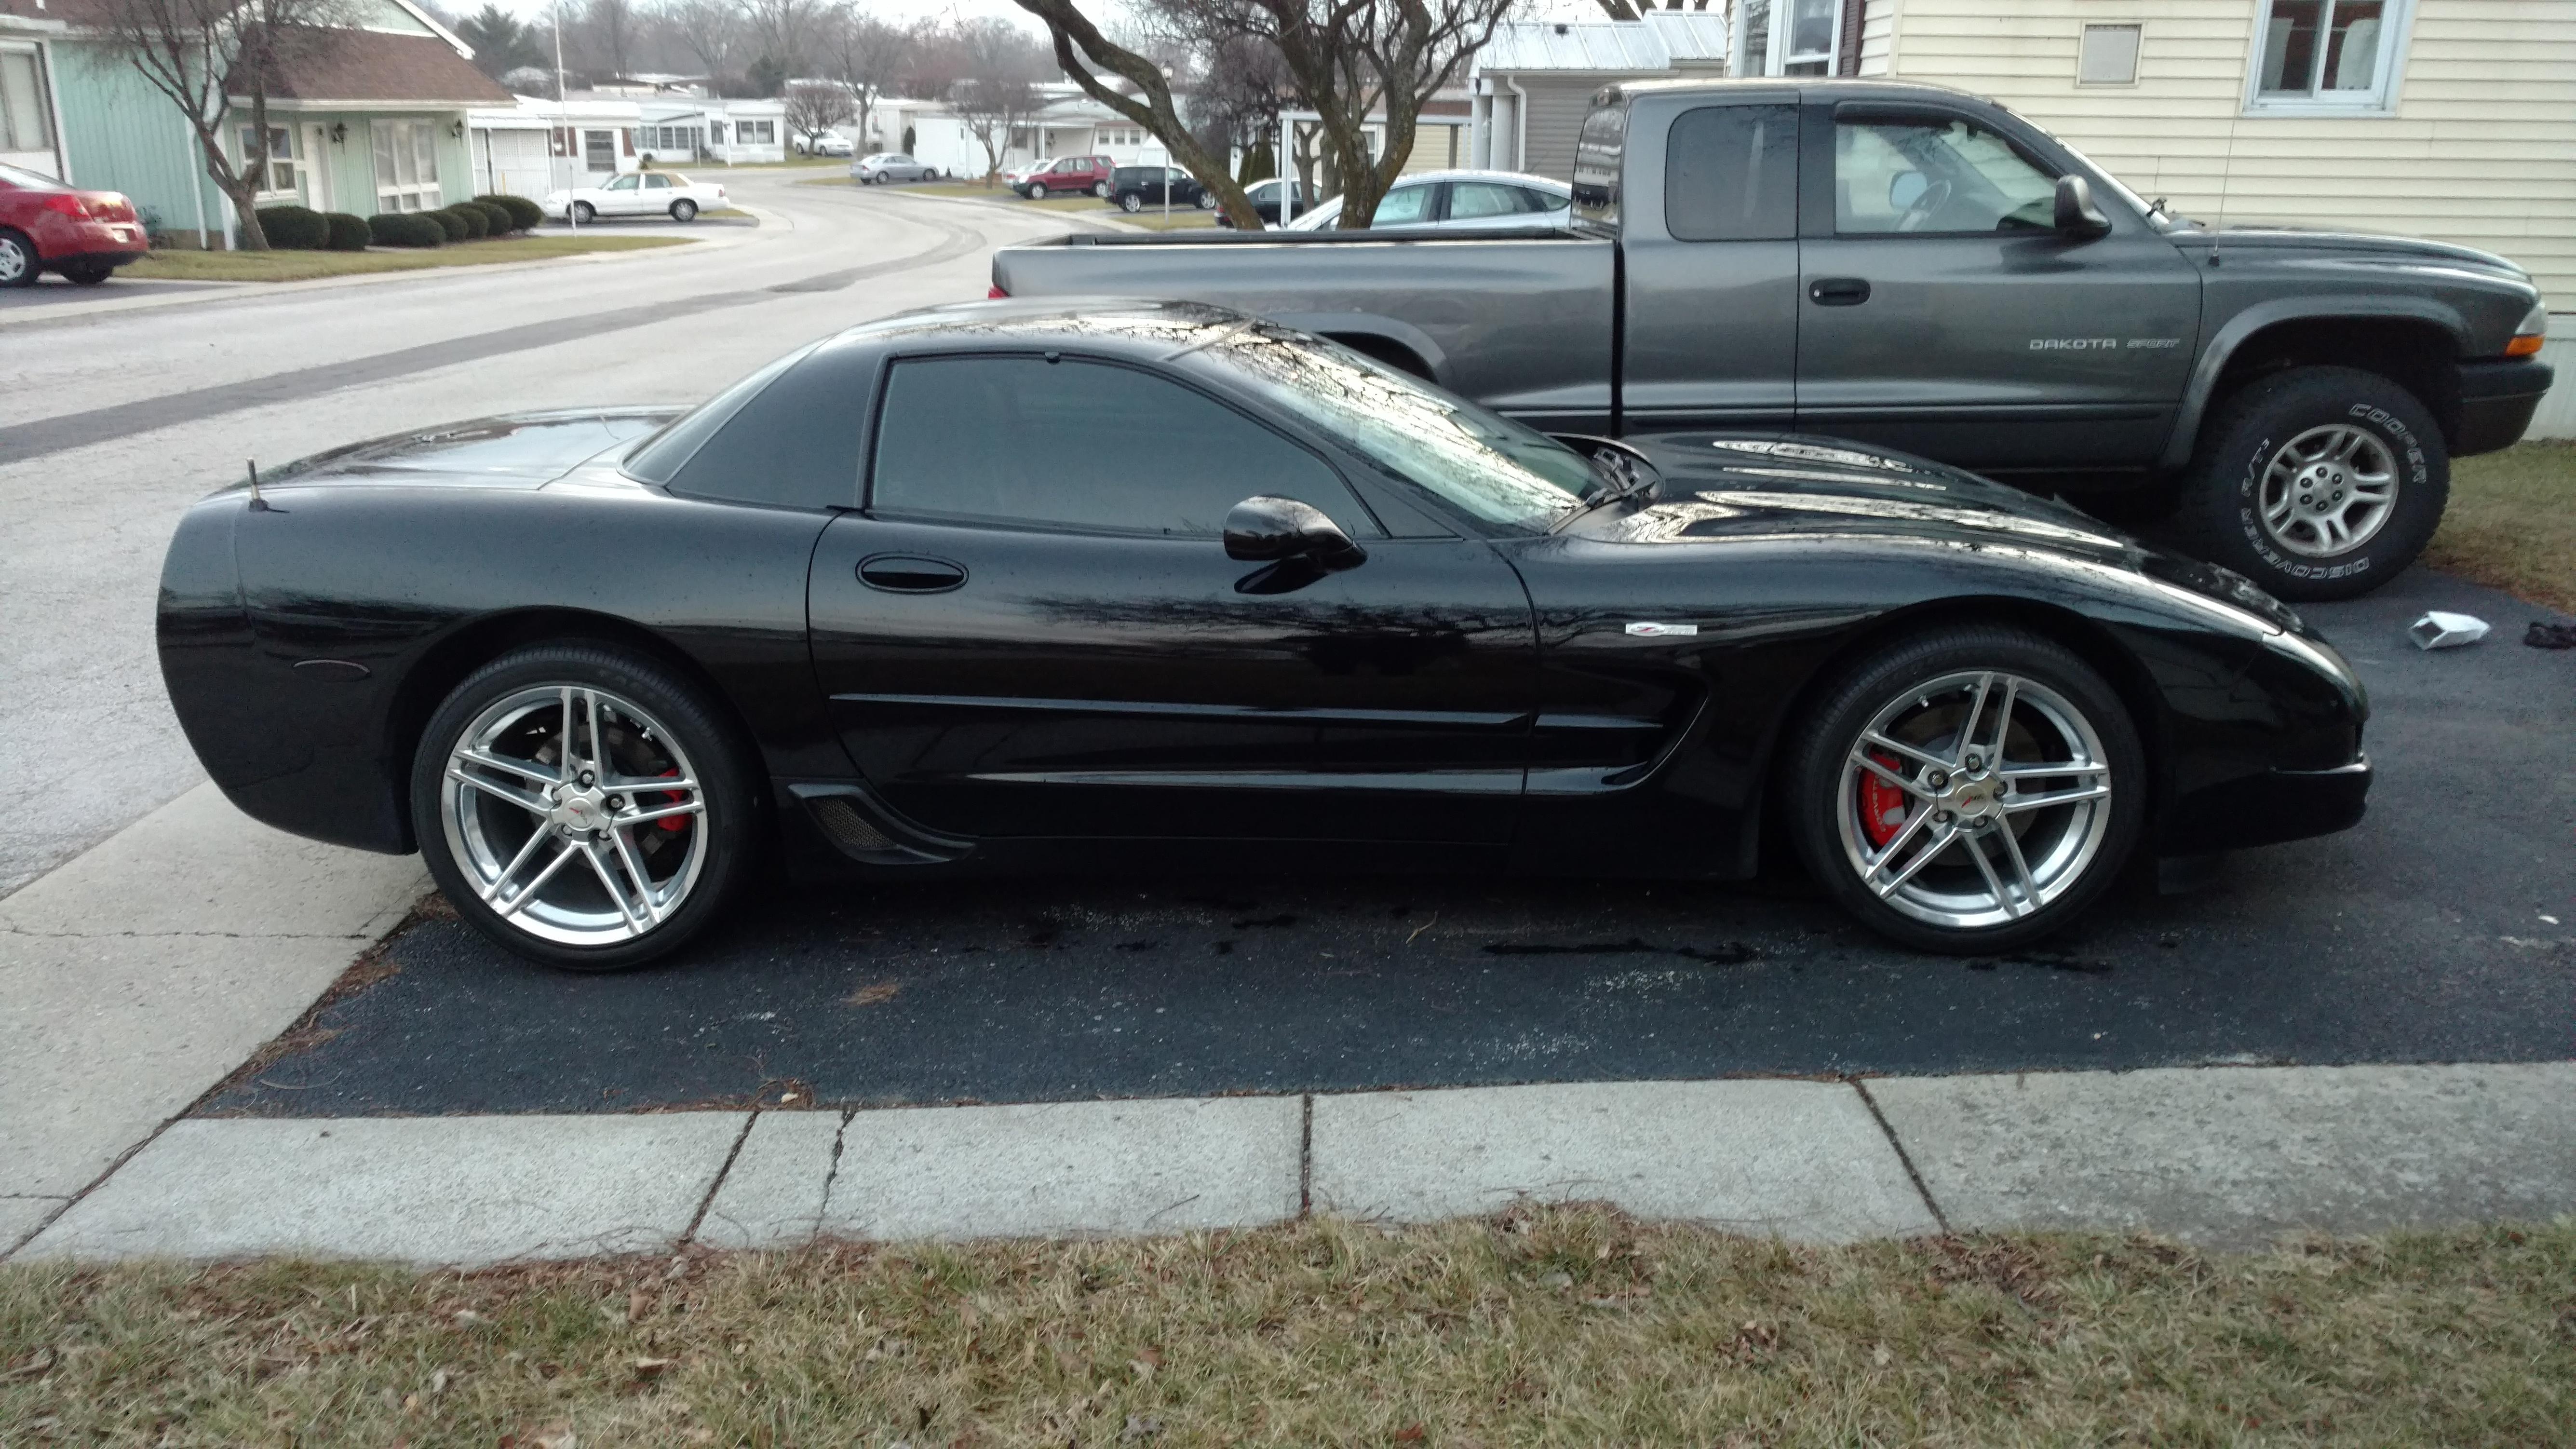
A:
[897,17,967,104]
[1012,0,1264,227]
[584,0,640,79]
[783,79,855,148]
[1190,33,1291,176]
[947,16,1042,186]
[740,0,830,78]
[654,0,744,81]
[825,6,911,153]
[92,0,362,249]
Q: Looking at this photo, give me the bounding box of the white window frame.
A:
[371,118,443,212]
[2242,0,2414,116]
[238,123,297,200]
[1731,0,1846,79]
[1,41,58,160]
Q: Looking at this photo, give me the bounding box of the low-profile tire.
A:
[1784,624,2145,955]
[0,229,37,287]
[2170,364,2446,601]
[411,642,755,971]
[572,201,596,225]
[60,259,115,285]
[670,198,698,221]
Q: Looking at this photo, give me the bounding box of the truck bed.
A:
[990,230,1619,431]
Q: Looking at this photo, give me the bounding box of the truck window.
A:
[1834,113,2058,234]
[1664,105,1797,242]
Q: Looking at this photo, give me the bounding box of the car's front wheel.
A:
[1195,190,1216,209]
[670,198,698,221]
[0,229,37,288]
[1026,182,1047,200]
[412,643,755,971]
[2173,364,2445,601]
[1092,180,1112,198]
[571,201,596,224]
[1784,625,2144,954]
[1119,192,1143,213]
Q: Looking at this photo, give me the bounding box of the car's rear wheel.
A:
[670,198,698,221]
[1785,625,2144,954]
[1092,180,1112,198]
[0,229,36,287]
[60,259,115,285]
[412,643,754,971]
[2172,364,2445,601]
[1195,190,1215,209]
[572,201,596,224]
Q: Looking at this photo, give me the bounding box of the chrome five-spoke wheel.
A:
[1789,626,2143,952]
[1838,670,2113,931]
[416,643,748,970]
[2257,423,2398,559]
[443,684,708,946]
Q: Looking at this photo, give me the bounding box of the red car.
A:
[0,161,148,288]
[1018,155,1115,200]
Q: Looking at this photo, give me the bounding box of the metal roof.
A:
[1475,14,1729,75]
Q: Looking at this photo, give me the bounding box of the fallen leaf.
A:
[1396,1428,1426,1443]
[628,1290,652,1323]
[633,1356,678,1379]
[848,981,903,1006]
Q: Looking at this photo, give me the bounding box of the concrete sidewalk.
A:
[12,1061,2573,1264]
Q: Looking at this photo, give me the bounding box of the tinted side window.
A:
[871,356,1378,538]
[659,344,863,510]
[1664,105,1798,242]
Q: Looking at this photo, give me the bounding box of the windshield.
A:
[0,161,64,190]
[1181,323,1596,530]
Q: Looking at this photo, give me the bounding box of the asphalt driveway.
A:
[205,567,2576,1118]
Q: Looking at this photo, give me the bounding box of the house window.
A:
[1,45,53,155]
[2249,0,2408,111]
[583,129,615,170]
[238,125,296,195]
[371,119,442,211]
[2078,24,2142,86]
[738,119,775,144]
[1733,0,1847,78]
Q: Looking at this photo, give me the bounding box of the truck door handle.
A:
[858,555,967,593]
[1809,277,1872,306]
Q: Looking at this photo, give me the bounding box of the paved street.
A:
[0,175,1079,896]
[195,568,2576,1116]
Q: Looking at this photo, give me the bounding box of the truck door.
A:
[1619,95,1803,433]
[1793,101,2201,472]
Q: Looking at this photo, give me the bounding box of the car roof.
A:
[823,298,1263,361]
[1602,76,1988,107]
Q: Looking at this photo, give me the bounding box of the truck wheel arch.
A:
[1265,311,1447,385]
[2163,300,2468,469]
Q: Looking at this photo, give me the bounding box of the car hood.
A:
[240,408,682,493]
[2170,225,2532,282]
[1586,433,2306,632]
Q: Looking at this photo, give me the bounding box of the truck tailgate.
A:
[992,234,1618,430]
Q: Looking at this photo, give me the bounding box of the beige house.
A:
[1848,0,2575,430]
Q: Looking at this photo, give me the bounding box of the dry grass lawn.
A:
[123,235,691,284]
[2424,440,2576,613]
[4,1207,2571,1446]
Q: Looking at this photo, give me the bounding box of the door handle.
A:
[857,555,967,593]
[1808,277,1872,306]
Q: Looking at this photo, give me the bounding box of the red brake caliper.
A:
[655,769,689,832]
[1860,752,1909,848]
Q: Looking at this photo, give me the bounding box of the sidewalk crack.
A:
[1298,1094,1314,1219]
[682,1110,761,1247]
[1853,1078,1950,1234]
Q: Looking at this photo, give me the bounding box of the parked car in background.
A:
[853,153,938,184]
[795,134,855,158]
[544,171,729,223]
[1212,177,1309,228]
[1282,171,1573,233]
[1019,155,1115,200]
[156,298,2374,968]
[0,161,147,287]
[1110,165,1214,213]
[996,78,2552,600]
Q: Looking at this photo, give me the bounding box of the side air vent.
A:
[786,783,972,867]
[809,796,894,853]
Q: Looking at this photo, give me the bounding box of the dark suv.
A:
[1109,166,1213,213]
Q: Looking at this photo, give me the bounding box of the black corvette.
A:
[158,300,2371,969]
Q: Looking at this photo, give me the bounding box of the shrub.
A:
[323,212,370,251]
[467,201,515,236]
[443,204,490,239]
[476,192,544,231]
[367,212,446,247]
[255,204,328,250]
[420,207,469,242]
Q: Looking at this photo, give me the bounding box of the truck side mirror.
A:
[2054,175,2112,238]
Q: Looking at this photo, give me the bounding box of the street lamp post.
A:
[554,0,577,232]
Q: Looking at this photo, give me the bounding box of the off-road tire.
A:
[2172,364,2446,601]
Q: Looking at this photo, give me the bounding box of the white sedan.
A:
[1281,169,1571,233]
[542,171,729,224]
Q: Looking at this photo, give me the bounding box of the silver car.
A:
[1281,169,1572,232]
[853,153,938,185]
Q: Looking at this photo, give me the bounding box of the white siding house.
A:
[1470,12,1730,179]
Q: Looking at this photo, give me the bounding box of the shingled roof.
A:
[231,27,513,107]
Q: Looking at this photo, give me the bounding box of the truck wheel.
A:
[2174,365,2446,602]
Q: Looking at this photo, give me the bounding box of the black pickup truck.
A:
[991,78,2554,600]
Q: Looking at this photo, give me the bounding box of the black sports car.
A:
[158,300,2371,970]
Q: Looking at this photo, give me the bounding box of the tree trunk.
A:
[198,122,270,250]
[1012,0,1265,230]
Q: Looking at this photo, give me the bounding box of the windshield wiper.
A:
[1553,449,1657,528]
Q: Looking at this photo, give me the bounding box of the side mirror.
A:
[1888,171,1929,211]
[1224,495,1365,570]
[2054,174,2111,237]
